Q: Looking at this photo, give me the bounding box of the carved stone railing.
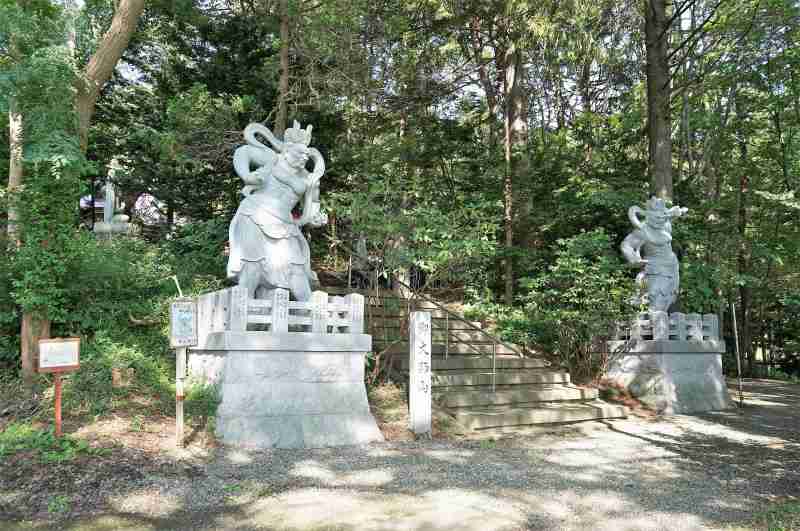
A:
[195,287,364,345]
[612,312,719,342]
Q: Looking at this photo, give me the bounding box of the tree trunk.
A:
[503,41,527,305]
[275,0,290,139]
[76,0,145,151]
[468,16,500,147]
[645,0,672,200]
[20,314,50,390]
[7,99,44,394]
[7,98,23,248]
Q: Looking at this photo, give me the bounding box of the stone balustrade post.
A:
[311,291,328,333]
[687,313,702,341]
[630,312,647,340]
[346,293,365,334]
[672,312,687,340]
[702,314,719,340]
[271,289,289,333]
[229,286,248,332]
[652,311,669,340]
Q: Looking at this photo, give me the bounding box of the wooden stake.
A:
[731,303,744,407]
[176,346,186,447]
[54,374,62,437]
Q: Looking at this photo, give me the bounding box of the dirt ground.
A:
[1,379,798,530]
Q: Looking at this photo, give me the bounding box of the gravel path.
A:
[6,379,800,530]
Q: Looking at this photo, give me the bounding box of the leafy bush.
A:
[57,236,172,334]
[161,218,230,293]
[185,381,221,419]
[679,261,721,313]
[0,422,107,463]
[65,328,172,416]
[0,251,20,372]
[518,229,634,382]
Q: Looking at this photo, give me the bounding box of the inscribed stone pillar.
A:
[409,311,432,436]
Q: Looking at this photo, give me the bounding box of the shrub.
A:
[162,218,230,293]
[518,229,634,382]
[65,328,172,416]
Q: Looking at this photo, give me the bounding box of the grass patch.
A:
[185,381,221,419]
[0,422,109,463]
[368,382,408,423]
[753,499,800,531]
[47,495,70,515]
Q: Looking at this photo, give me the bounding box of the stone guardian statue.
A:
[227,121,328,301]
[620,197,687,312]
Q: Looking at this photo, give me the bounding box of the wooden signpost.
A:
[170,298,198,447]
[38,338,81,437]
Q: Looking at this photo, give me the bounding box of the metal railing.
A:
[344,253,525,392]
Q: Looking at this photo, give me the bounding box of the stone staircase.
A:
[327,288,628,431]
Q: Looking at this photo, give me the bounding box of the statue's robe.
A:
[226,193,311,290]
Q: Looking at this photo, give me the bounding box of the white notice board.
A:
[39,338,80,372]
[170,299,198,348]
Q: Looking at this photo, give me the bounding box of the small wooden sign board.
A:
[170,299,198,348]
[170,298,197,447]
[38,338,80,437]
[38,338,80,373]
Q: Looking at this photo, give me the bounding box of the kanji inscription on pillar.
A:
[409,311,432,436]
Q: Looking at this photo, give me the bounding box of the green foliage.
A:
[65,328,172,416]
[47,494,70,515]
[163,218,230,291]
[0,422,105,463]
[518,230,634,381]
[184,381,221,419]
[94,80,255,221]
[753,500,800,531]
[679,261,721,313]
[2,0,798,391]
[1,0,94,335]
[10,231,171,330]
[0,251,19,370]
[327,116,502,284]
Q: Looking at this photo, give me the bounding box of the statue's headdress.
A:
[283,120,313,146]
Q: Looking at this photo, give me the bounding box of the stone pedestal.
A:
[189,331,383,448]
[93,221,134,239]
[605,339,731,414]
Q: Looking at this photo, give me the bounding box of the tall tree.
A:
[274,0,290,138]
[76,0,145,151]
[3,0,145,389]
[645,0,672,200]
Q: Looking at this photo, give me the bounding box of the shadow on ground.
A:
[1,379,798,530]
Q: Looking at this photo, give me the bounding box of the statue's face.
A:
[285,144,310,170]
[646,211,669,231]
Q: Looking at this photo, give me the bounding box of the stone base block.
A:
[189,335,384,449]
[606,340,731,414]
[217,414,383,449]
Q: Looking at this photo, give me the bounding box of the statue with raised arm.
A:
[621,197,687,312]
[227,121,328,302]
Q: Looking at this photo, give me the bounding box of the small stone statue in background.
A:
[227,121,328,301]
[620,197,687,312]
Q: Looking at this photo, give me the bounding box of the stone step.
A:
[375,342,520,356]
[429,330,497,342]
[439,385,597,408]
[432,370,570,387]
[366,308,464,319]
[364,317,486,337]
[398,355,549,371]
[367,313,484,328]
[451,401,628,430]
